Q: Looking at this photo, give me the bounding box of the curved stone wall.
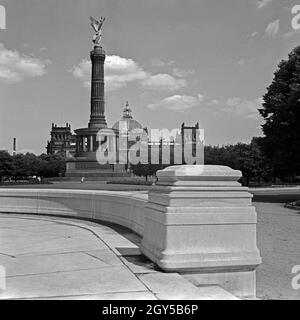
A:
[0,189,147,236]
[0,165,261,299]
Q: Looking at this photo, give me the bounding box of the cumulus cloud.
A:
[256,0,272,9]
[106,55,147,91]
[265,19,280,38]
[71,59,90,87]
[147,94,203,112]
[71,54,187,92]
[71,55,147,91]
[0,43,50,84]
[142,73,187,91]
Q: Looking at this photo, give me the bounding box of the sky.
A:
[0,0,300,154]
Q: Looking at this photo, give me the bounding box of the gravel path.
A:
[255,202,300,300]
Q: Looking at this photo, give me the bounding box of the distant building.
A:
[112,101,147,172]
[112,101,145,133]
[147,122,203,166]
[46,123,76,157]
[47,110,202,168]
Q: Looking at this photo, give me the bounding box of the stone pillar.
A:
[88,45,107,129]
[87,135,91,152]
[90,136,94,152]
[83,137,87,152]
[140,165,261,299]
[79,137,83,152]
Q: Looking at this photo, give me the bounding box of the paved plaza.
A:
[0,213,236,300]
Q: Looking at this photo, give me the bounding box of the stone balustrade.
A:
[0,165,261,299]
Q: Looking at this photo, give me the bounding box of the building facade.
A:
[46,123,76,157]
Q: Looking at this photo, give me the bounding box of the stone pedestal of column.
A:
[140,165,261,299]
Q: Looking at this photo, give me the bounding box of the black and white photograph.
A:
[0,0,299,308]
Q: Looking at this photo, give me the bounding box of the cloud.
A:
[147,94,203,112]
[172,68,195,78]
[71,59,90,87]
[197,93,205,102]
[256,0,272,9]
[142,73,187,91]
[71,55,187,92]
[218,97,262,119]
[71,55,147,91]
[208,99,220,106]
[250,31,258,37]
[265,19,280,37]
[0,43,50,84]
[151,59,174,67]
[106,55,148,91]
[226,97,242,107]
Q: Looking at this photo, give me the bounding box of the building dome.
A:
[112,118,143,132]
[112,102,144,133]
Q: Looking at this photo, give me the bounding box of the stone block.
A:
[141,165,261,298]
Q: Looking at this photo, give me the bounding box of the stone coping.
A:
[0,188,148,237]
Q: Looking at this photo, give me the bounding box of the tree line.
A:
[0,152,66,182]
[0,143,267,185]
[131,138,272,186]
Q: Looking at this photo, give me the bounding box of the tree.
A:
[227,141,266,186]
[259,46,300,181]
[0,152,66,182]
[38,154,66,177]
[131,163,167,181]
[204,140,268,186]
[0,151,13,182]
[12,153,43,181]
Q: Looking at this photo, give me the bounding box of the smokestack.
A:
[13,137,16,156]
